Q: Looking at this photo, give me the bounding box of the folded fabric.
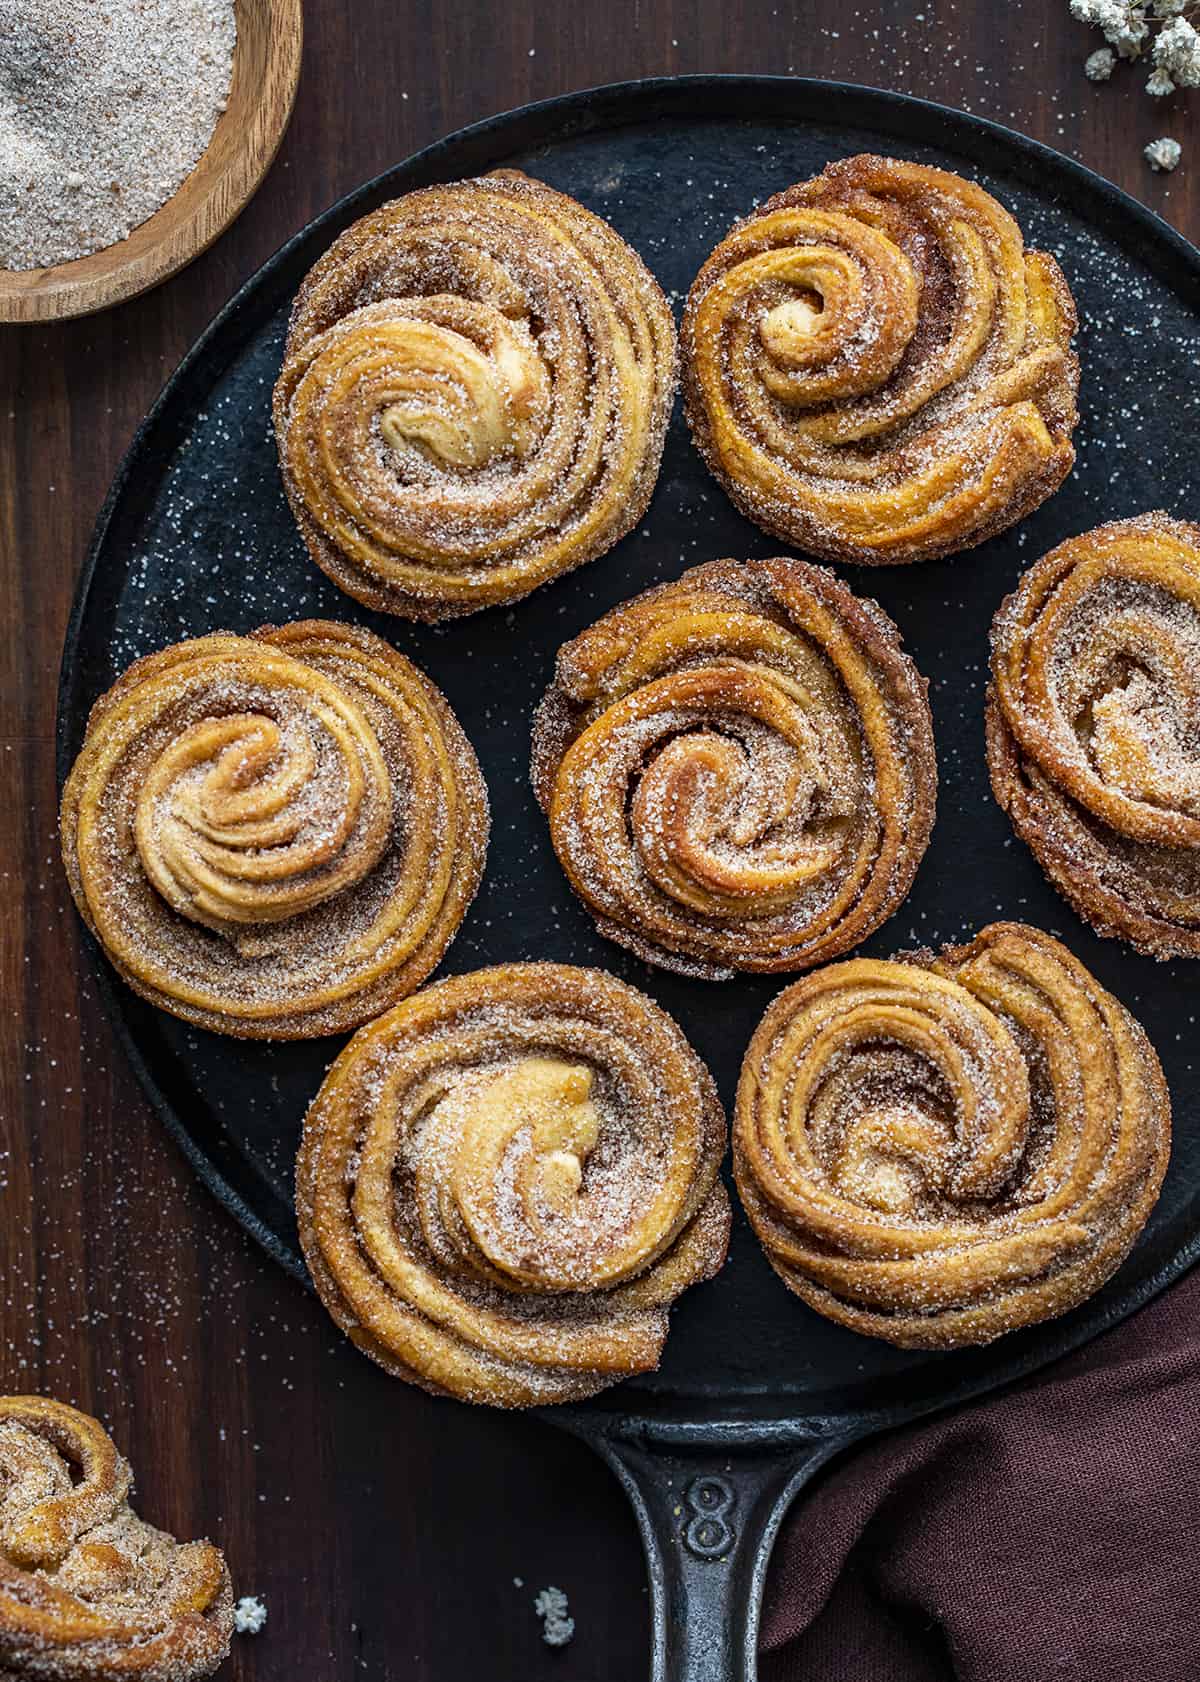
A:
[760,1268,1200,1682]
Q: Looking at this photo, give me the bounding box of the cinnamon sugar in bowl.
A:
[0,0,302,322]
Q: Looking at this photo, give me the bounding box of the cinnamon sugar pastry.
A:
[683,155,1079,565]
[60,620,487,1038]
[531,557,936,978]
[0,1397,233,1681]
[273,170,677,621]
[297,963,730,1407]
[735,922,1170,1348]
[988,514,1200,959]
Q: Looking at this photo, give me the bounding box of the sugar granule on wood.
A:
[0,0,236,271]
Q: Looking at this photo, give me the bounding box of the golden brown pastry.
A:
[988,513,1200,959]
[0,1396,233,1681]
[297,963,730,1407]
[273,170,677,621]
[531,556,936,978]
[682,155,1079,565]
[735,922,1170,1348]
[60,620,487,1038]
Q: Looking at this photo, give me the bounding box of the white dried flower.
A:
[1086,45,1118,77]
[1152,1,1188,16]
[1147,64,1177,93]
[1154,16,1200,84]
[1145,135,1183,169]
[1071,0,1142,36]
[1070,0,1123,19]
[1112,9,1151,58]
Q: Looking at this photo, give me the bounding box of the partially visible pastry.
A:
[735,922,1170,1348]
[60,620,488,1038]
[273,170,677,621]
[532,556,936,978]
[988,513,1200,958]
[683,154,1079,565]
[297,963,730,1407]
[0,1396,233,1681]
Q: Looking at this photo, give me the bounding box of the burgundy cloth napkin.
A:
[760,1267,1200,1682]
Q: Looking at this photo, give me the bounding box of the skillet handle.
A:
[596,1424,857,1682]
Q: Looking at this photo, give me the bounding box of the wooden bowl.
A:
[0,0,303,324]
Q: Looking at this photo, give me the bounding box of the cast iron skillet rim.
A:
[56,73,1200,1428]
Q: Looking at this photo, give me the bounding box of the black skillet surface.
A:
[57,78,1200,1681]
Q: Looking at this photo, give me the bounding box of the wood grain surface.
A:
[0,3,1195,1677]
[0,0,303,323]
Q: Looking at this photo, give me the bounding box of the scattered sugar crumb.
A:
[1145,136,1182,171]
[234,1595,267,1635]
[534,1586,574,1648]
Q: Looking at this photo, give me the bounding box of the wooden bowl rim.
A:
[0,0,303,324]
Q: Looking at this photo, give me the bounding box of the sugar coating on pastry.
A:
[273,170,678,621]
[988,512,1200,959]
[59,620,488,1038]
[682,154,1079,566]
[734,922,1170,1348]
[531,555,937,978]
[296,962,730,1407]
[0,1396,233,1681]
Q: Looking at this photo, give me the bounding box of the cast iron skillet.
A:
[57,77,1200,1681]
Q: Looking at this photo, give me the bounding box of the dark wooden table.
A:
[2,3,1196,1676]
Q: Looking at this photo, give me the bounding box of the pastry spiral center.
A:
[780,977,1034,1219]
[705,214,922,410]
[1089,668,1200,812]
[824,1058,958,1216]
[759,290,824,353]
[1015,555,1200,833]
[624,670,858,919]
[404,1038,709,1298]
[430,1056,610,1291]
[134,699,392,935]
[463,1057,599,1213]
[329,294,551,476]
[1060,597,1200,816]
